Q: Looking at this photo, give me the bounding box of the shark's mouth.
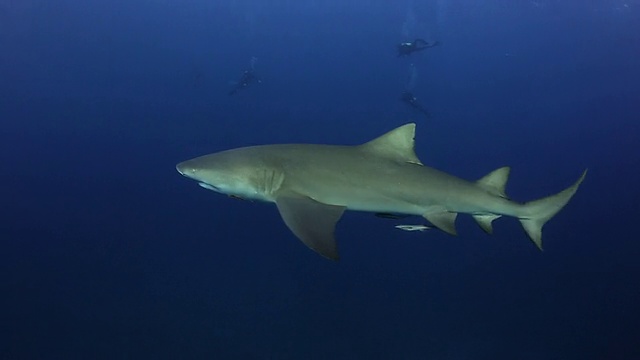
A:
[198,182,219,192]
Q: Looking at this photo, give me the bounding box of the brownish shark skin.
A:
[177,123,586,260]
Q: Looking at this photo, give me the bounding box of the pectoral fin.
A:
[275,195,346,260]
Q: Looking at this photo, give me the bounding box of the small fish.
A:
[395,224,432,232]
[375,212,410,220]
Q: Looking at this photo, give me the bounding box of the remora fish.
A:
[176,123,586,260]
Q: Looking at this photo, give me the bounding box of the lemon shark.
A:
[176,123,586,260]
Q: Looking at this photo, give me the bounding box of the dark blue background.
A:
[1,0,639,358]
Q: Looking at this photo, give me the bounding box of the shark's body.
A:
[177,123,586,260]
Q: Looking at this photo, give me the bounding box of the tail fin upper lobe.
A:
[519,170,588,250]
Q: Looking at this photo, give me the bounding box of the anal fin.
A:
[472,214,502,234]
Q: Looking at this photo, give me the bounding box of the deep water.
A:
[1,0,639,359]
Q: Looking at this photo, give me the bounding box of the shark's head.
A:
[176,148,283,201]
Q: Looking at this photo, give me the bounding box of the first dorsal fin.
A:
[359,123,423,165]
[477,166,510,198]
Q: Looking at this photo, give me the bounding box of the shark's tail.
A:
[519,170,587,250]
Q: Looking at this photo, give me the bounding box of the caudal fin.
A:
[519,170,588,250]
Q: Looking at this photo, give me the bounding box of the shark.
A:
[176,123,586,260]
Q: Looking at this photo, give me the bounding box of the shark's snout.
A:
[176,163,186,176]
[176,162,196,178]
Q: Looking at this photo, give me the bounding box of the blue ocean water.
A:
[1,0,639,358]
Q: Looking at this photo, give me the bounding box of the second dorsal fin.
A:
[477,166,510,198]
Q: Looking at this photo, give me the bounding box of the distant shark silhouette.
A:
[177,123,586,260]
